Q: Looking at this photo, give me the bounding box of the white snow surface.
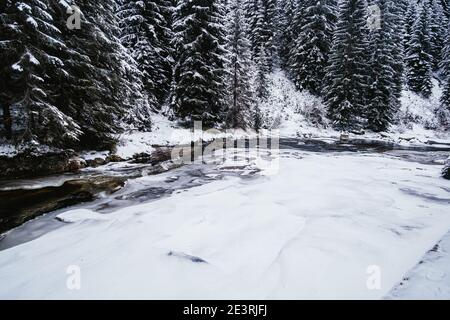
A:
[386,231,450,299]
[79,150,109,161]
[0,150,449,299]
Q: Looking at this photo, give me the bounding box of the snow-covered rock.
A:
[56,209,110,223]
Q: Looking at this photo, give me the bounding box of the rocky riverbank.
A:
[0,145,176,180]
[0,149,84,180]
[0,146,178,233]
[0,176,126,234]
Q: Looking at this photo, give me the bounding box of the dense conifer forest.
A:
[1,0,449,151]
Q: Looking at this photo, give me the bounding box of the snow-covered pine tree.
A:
[441,0,450,20]
[429,0,446,71]
[389,0,408,116]
[246,0,277,70]
[263,0,277,70]
[244,0,259,55]
[323,0,369,130]
[440,26,450,111]
[288,0,336,95]
[158,0,175,95]
[406,2,433,98]
[117,42,154,132]
[171,0,228,127]
[0,0,81,147]
[225,0,255,129]
[51,0,137,149]
[366,0,399,132]
[255,44,270,100]
[403,1,417,59]
[441,23,450,81]
[58,0,156,149]
[117,0,171,105]
[441,85,450,121]
[278,0,295,69]
[286,0,307,76]
[253,104,263,132]
[253,0,266,60]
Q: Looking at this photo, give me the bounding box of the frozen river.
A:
[0,138,449,299]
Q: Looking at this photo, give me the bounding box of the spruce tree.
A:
[440,27,450,111]
[246,0,277,70]
[387,0,408,118]
[244,0,259,56]
[0,0,81,147]
[441,78,450,112]
[225,0,255,129]
[441,0,450,20]
[366,0,399,132]
[118,45,154,131]
[56,0,143,149]
[0,0,154,150]
[287,0,307,75]
[117,0,171,105]
[441,23,450,80]
[403,2,417,59]
[278,0,295,69]
[324,0,369,130]
[158,0,175,95]
[255,45,270,100]
[288,0,336,95]
[262,0,277,70]
[59,0,154,148]
[429,0,446,71]
[171,0,228,127]
[253,104,263,132]
[406,3,433,98]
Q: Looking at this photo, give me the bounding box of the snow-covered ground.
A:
[386,231,450,299]
[0,148,449,299]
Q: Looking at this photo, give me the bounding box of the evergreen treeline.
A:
[1,0,449,151]
[0,0,152,150]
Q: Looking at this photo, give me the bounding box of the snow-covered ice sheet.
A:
[386,231,450,299]
[0,151,449,299]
